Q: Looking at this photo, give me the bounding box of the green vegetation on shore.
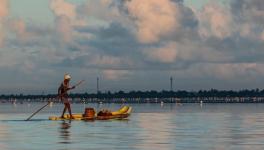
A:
[1,89,264,100]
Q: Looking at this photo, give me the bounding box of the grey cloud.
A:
[77,23,139,55]
[231,0,264,23]
[231,0,264,36]
[2,0,264,93]
[179,5,198,29]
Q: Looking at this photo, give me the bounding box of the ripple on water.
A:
[1,103,264,150]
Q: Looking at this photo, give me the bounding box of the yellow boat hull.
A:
[49,106,132,121]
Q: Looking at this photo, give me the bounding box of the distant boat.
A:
[49,102,53,107]
[12,99,16,105]
[200,100,203,106]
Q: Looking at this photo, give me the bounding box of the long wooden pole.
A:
[25,102,50,121]
[25,80,85,121]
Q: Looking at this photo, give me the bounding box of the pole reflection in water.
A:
[58,120,72,144]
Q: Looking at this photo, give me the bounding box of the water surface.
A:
[1,103,264,150]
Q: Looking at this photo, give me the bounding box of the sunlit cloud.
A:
[1,0,264,93]
[0,0,8,47]
[126,0,180,44]
[196,2,233,39]
[143,42,178,63]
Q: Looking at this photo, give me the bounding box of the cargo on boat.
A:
[49,106,132,121]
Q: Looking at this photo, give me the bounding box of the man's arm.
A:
[66,85,76,91]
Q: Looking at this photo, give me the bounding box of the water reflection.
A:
[0,115,10,150]
[224,113,264,149]
[2,104,264,150]
[135,113,173,150]
[58,121,72,144]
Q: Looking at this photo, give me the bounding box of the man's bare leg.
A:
[61,104,67,118]
[66,103,74,119]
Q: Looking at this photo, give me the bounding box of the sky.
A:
[0,0,264,94]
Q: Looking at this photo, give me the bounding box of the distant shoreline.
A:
[1,89,264,103]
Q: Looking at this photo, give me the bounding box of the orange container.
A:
[83,108,95,119]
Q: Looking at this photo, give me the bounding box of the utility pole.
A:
[96,77,100,102]
[97,77,99,94]
[170,76,173,91]
[170,76,174,103]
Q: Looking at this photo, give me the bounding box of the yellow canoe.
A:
[49,106,132,121]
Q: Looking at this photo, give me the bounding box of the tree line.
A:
[1,89,264,100]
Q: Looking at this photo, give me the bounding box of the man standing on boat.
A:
[58,74,76,119]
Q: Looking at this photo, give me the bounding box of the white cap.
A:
[64,74,71,80]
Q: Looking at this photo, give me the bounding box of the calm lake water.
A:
[1,103,264,150]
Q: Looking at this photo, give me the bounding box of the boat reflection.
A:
[58,120,72,144]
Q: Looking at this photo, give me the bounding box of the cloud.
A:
[201,63,259,79]
[231,0,264,24]
[9,19,26,36]
[196,2,233,39]
[77,22,139,56]
[0,0,8,47]
[0,24,4,46]
[55,16,72,42]
[166,62,264,90]
[143,42,178,63]
[82,0,120,22]
[231,0,264,41]
[0,0,8,18]
[50,0,87,43]
[0,46,34,71]
[261,30,264,41]
[7,18,35,43]
[102,69,130,80]
[126,0,180,44]
[50,0,75,43]
[90,55,121,66]
[2,0,264,92]
[50,0,76,19]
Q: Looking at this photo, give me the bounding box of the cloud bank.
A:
[1,0,264,93]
